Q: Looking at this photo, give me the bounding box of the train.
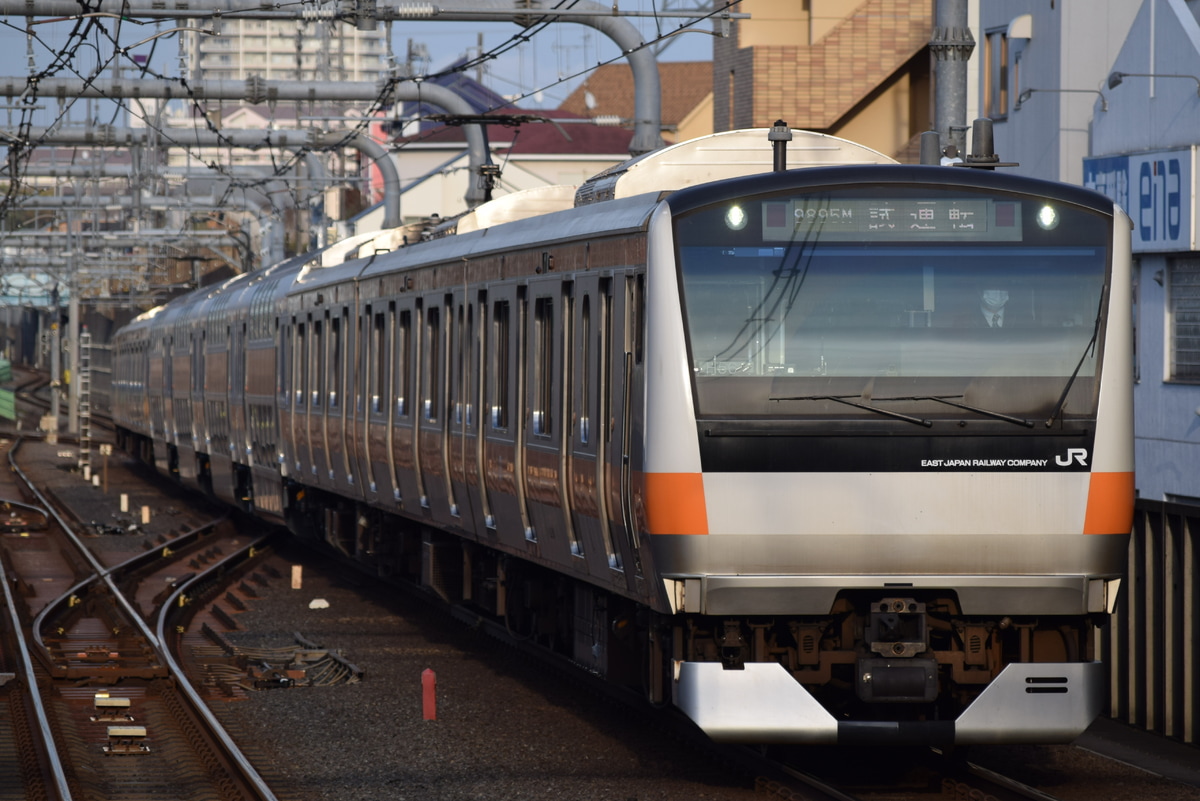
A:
[112,127,1133,746]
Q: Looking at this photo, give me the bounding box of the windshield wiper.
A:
[875,395,1034,428]
[770,394,932,427]
[1045,296,1104,428]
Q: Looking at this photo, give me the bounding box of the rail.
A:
[6,436,280,800]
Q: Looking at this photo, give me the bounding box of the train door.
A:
[418,295,454,525]
[308,311,330,486]
[290,316,311,480]
[570,274,623,577]
[482,283,532,550]
[191,326,207,485]
[606,272,645,581]
[148,331,168,471]
[523,278,574,563]
[326,305,357,496]
[391,301,421,511]
[277,319,293,479]
[173,322,196,484]
[360,302,389,505]
[447,288,482,535]
[230,321,248,467]
[162,332,174,449]
[468,291,494,539]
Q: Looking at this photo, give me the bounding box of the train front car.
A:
[643,165,1132,746]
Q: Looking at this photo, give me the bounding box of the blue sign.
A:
[1084,148,1195,253]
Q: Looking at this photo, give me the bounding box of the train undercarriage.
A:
[284,481,1105,743]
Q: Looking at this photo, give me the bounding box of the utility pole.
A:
[930,0,975,159]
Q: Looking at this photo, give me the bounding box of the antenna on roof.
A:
[769,120,792,172]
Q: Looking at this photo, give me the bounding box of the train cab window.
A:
[673,186,1112,421]
[423,306,440,421]
[532,296,554,436]
[396,308,411,418]
[490,300,510,430]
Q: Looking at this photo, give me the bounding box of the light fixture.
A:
[1107,71,1200,96]
[724,204,748,231]
[1015,87,1107,112]
[1036,205,1060,231]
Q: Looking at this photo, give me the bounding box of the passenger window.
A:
[491,300,509,430]
[423,306,440,421]
[532,296,554,436]
[396,308,411,418]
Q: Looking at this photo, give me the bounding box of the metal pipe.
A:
[1,124,409,226]
[930,0,974,158]
[0,0,665,155]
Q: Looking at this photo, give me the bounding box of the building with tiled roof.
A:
[369,108,635,225]
[715,0,934,162]
[559,62,714,143]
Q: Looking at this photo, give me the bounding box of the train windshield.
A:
[673,185,1112,422]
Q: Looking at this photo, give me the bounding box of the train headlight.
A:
[725,204,748,231]
[1036,204,1060,230]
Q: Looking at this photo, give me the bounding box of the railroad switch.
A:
[103,725,149,755]
[91,694,134,722]
[76,646,120,662]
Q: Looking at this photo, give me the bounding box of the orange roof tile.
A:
[559,61,712,129]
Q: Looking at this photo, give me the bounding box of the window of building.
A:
[1169,257,1200,381]
[983,28,1009,120]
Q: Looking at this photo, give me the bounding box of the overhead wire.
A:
[0,0,740,275]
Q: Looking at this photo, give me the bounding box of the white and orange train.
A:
[113,129,1133,746]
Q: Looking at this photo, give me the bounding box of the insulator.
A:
[394,3,436,18]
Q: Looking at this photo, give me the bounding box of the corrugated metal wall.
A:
[1105,500,1199,745]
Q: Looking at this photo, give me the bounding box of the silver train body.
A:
[113,130,1133,746]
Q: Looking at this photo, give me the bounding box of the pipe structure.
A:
[1,124,409,227]
[6,160,306,260]
[420,0,663,154]
[0,0,728,21]
[0,0,664,155]
[0,77,492,211]
[929,0,974,157]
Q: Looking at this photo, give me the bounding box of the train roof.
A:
[122,128,901,326]
[573,128,896,206]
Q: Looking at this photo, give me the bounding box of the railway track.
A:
[0,369,1161,801]
[0,435,279,801]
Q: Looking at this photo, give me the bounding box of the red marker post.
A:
[422,669,437,721]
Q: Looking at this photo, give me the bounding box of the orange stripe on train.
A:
[1083,471,1135,535]
[644,473,709,535]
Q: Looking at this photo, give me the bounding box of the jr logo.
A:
[1056,448,1089,467]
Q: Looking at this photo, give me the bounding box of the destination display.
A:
[760,198,1024,242]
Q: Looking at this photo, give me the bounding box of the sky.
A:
[0,3,719,125]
